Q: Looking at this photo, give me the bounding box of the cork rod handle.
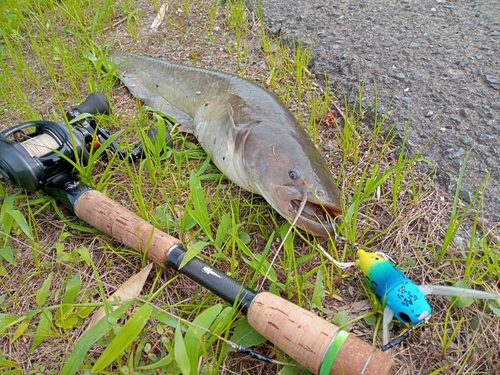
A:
[73,189,180,267]
[248,292,394,375]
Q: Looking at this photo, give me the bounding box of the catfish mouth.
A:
[291,198,341,229]
[275,185,342,236]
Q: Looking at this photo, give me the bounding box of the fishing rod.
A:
[0,93,394,375]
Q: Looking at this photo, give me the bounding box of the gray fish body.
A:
[110,51,341,236]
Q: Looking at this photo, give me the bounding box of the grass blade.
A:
[62,273,81,305]
[185,304,223,373]
[12,318,30,343]
[179,240,209,269]
[4,210,33,239]
[229,317,266,350]
[30,310,53,352]
[187,171,213,239]
[61,301,133,375]
[174,322,191,375]
[0,314,18,334]
[92,303,153,372]
[35,272,53,307]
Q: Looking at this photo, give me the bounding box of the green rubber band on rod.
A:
[318,329,350,375]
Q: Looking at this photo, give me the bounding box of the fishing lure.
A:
[321,248,500,348]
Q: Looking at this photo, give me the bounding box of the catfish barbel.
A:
[109,51,342,237]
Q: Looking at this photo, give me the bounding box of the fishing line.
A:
[257,181,334,291]
[258,190,308,291]
[0,229,297,368]
[359,348,377,375]
[317,215,357,269]
[20,133,61,158]
[374,251,396,264]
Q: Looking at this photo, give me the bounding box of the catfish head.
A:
[238,121,342,237]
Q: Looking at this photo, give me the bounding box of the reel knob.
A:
[66,92,110,121]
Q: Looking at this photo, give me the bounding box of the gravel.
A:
[254,0,500,222]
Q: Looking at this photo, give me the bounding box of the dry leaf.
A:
[151,3,168,30]
[86,263,153,331]
[350,299,372,313]
[329,294,345,302]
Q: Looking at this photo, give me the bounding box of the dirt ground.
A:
[95,1,500,373]
[1,1,499,374]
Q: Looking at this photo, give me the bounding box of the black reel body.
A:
[0,91,169,193]
[0,120,92,191]
[0,92,110,192]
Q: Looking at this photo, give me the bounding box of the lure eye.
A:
[288,169,301,180]
[397,312,412,324]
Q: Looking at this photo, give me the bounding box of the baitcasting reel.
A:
[0,92,111,192]
[0,92,164,192]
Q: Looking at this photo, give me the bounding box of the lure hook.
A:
[381,317,430,351]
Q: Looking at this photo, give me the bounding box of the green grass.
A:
[0,0,499,374]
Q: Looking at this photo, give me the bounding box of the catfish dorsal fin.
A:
[121,73,195,133]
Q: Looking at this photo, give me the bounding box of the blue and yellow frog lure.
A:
[356,250,432,324]
[323,248,500,349]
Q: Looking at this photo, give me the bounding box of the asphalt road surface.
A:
[257,0,500,222]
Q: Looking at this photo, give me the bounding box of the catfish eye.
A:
[288,169,301,180]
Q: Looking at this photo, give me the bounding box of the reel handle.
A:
[73,189,394,375]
